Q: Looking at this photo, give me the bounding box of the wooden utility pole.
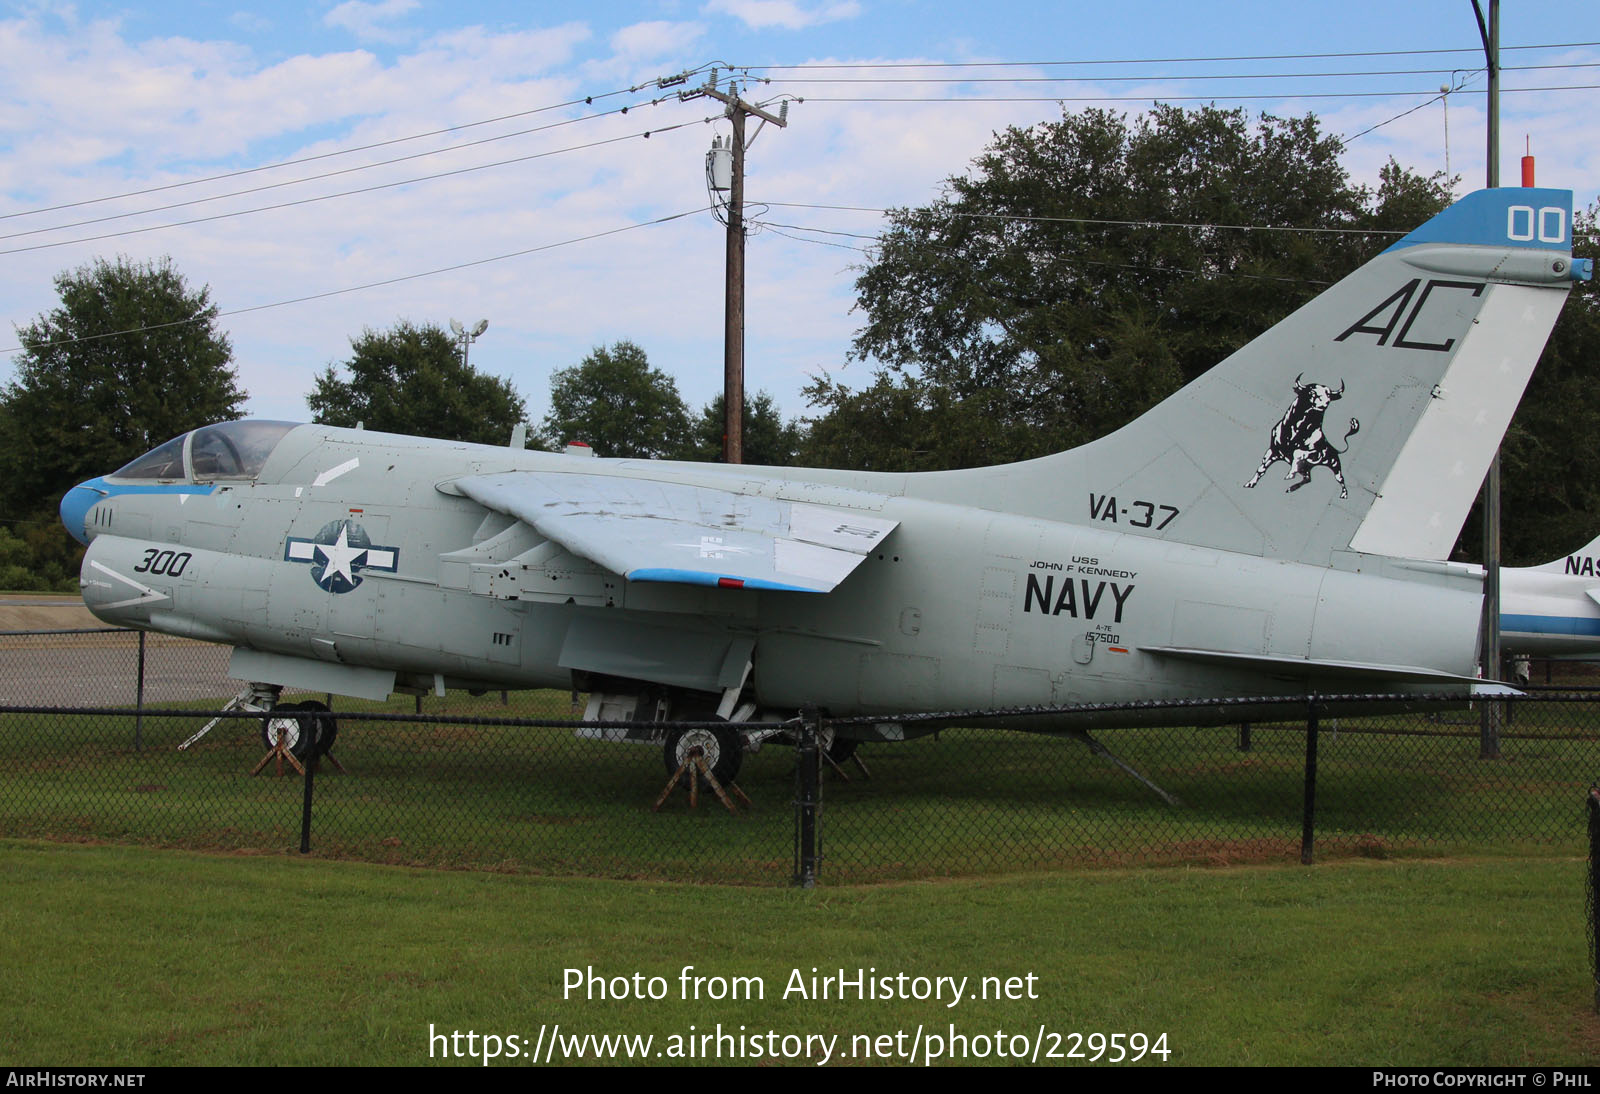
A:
[687,75,789,463]
[723,105,747,464]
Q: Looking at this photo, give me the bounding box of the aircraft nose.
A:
[59,478,107,546]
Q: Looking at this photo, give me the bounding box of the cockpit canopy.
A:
[111,420,299,483]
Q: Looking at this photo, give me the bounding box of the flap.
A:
[450,471,898,593]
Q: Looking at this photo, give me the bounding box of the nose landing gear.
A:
[252,699,344,777]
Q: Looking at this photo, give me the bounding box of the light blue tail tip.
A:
[1386,187,1578,255]
[1572,257,1594,282]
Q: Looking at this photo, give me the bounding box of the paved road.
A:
[0,633,235,707]
[0,596,100,632]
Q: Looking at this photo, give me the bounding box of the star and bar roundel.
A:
[284,519,399,594]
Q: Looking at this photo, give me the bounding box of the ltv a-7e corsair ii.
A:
[61,188,1592,783]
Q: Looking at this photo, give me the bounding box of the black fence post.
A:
[1300,696,1320,866]
[793,705,821,888]
[1587,783,1599,1015]
[299,712,323,855]
[134,631,145,751]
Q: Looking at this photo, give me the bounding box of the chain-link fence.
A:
[1588,782,1599,1015]
[0,704,801,883]
[1,629,1596,887]
[817,693,1598,880]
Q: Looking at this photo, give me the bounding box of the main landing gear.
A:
[654,718,751,814]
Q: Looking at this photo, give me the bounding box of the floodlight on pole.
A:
[450,317,489,368]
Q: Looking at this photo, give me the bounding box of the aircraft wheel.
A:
[260,701,338,759]
[261,702,303,753]
[295,699,339,758]
[663,723,742,789]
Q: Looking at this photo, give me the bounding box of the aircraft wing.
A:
[449,471,898,593]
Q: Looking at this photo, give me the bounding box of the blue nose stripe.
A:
[59,477,218,545]
[59,479,107,545]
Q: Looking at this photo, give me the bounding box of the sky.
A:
[0,0,1595,433]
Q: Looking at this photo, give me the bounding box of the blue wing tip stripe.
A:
[627,567,822,593]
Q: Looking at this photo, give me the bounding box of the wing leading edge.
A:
[450,471,898,593]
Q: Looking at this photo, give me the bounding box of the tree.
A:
[833,105,1454,469]
[0,256,246,521]
[543,341,691,459]
[0,256,244,587]
[308,321,526,446]
[800,371,988,472]
[686,391,803,466]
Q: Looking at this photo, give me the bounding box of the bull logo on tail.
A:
[1244,375,1361,499]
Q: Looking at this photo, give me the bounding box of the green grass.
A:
[0,840,1594,1066]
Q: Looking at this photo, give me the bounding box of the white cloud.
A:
[230,11,273,34]
[610,20,705,61]
[322,0,421,45]
[425,23,591,75]
[701,0,861,31]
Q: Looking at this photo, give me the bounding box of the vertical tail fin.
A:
[1532,533,1600,576]
[936,188,1589,564]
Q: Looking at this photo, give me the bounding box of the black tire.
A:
[295,699,338,758]
[260,701,338,760]
[662,723,742,789]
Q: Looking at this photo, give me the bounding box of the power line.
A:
[2,97,683,243]
[0,118,714,257]
[756,224,871,253]
[742,42,1600,70]
[761,67,1497,85]
[755,221,880,244]
[756,61,1598,88]
[790,83,1600,104]
[764,219,1340,292]
[0,208,710,356]
[1343,70,1482,143]
[759,201,1407,238]
[0,66,716,223]
[10,46,1591,225]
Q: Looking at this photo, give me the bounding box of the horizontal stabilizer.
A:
[1471,682,1524,697]
[450,471,897,593]
[1141,645,1482,687]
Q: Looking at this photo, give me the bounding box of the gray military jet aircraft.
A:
[60,187,1591,783]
